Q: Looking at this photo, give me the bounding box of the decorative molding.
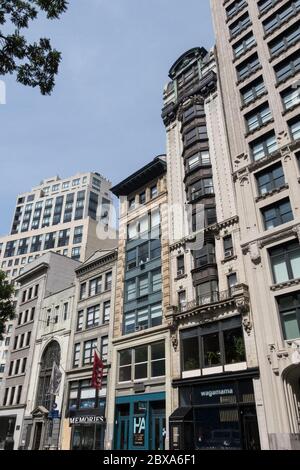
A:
[270,277,300,291]
[255,184,289,203]
[293,224,300,244]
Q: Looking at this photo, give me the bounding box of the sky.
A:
[0,0,214,236]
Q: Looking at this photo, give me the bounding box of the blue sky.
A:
[0,0,214,235]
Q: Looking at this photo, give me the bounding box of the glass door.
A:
[241,407,260,450]
[150,402,166,451]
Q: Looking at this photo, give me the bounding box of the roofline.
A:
[111,155,167,197]
[168,47,208,79]
[75,248,118,275]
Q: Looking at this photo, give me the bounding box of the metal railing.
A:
[177,289,235,313]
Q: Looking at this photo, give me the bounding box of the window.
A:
[262,198,294,230]
[177,255,185,276]
[227,273,238,291]
[16,386,22,405]
[9,387,16,405]
[30,307,35,321]
[83,339,97,365]
[263,1,300,34]
[68,380,106,411]
[138,243,149,265]
[245,104,272,132]
[190,178,214,201]
[229,13,251,38]
[86,305,100,328]
[152,270,162,292]
[73,226,83,244]
[118,342,165,382]
[128,198,135,210]
[281,87,300,110]
[277,292,300,340]
[289,118,300,140]
[233,33,256,58]
[250,132,277,161]
[26,331,31,346]
[178,290,187,309]
[21,358,27,374]
[181,318,246,372]
[126,248,137,270]
[187,151,210,171]
[34,284,39,297]
[100,336,108,362]
[237,54,260,81]
[275,50,300,83]
[258,0,281,15]
[269,23,300,57]
[103,301,110,323]
[63,303,68,320]
[139,191,146,205]
[269,241,300,284]
[226,0,247,19]
[80,283,86,300]
[150,185,158,198]
[139,274,149,297]
[124,303,162,334]
[224,235,234,258]
[71,247,81,260]
[105,272,112,290]
[89,277,101,296]
[256,163,285,195]
[73,343,80,368]
[77,310,84,331]
[150,238,161,259]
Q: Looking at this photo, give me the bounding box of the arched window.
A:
[36,341,61,410]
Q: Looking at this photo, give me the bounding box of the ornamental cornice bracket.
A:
[166,308,179,351]
[292,224,300,244]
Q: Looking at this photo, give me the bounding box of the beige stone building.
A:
[60,249,118,451]
[210,0,300,450]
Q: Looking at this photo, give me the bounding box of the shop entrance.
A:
[241,407,261,450]
[114,393,165,450]
[32,422,43,450]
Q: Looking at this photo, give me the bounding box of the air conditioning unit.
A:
[224,249,233,259]
[177,268,185,276]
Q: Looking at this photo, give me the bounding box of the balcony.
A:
[174,284,250,319]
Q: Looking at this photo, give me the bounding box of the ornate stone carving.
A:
[168,318,179,351]
[242,316,252,336]
[249,241,261,265]
[293,225,300,244]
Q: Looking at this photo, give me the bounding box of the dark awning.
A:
[169,407,193,422]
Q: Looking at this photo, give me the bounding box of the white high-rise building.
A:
[0,171,117,395]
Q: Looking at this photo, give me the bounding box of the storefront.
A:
[0,415,16,450]
[114,392,166,451]
[69,414,106,450]
[169,370,260,450]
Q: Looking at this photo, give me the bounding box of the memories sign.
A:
[69,416,105,425]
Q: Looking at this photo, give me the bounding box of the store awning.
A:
[169,407,193,422]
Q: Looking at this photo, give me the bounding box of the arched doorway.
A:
[30,341,61,450]
[36,340,61,410]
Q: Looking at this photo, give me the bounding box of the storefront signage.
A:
[133,417,145,446]
[69,416,105,425]
[200,388,234,398]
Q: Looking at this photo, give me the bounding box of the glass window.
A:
[289,118,300,141]
[126,248,137,270]
[251,133,278,161]
[269,241,300,284]
[256,163,285,195]
[73,343,80,368]
[138,243,149,265]
[233,33,256,58]
[151,342,165,377]
[80,283,86,300]
[86,305,100,328]
[229,13,251,38]
[105,272,112,290]
[139,274,149,297]
[77,311,84,331]
[237,54,259,81]
[150,303,162,327]
[126,279,136,301]
[246,104,272,132]
[89,277,101,296]
[150,185,158,198]
[282,87,300,110]
[152,269,162,292]
[183,336,200,371]
[203,333,221,367]
[262,198,293,230]
[83,339,97,365]
[139,192,146,205]
[277,292,300,340]
[100,336,108,362]
[103,301,110,323]
[119,349,132,382]
[134,346,148,380]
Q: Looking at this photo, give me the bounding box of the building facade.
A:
[106,156,172,451]
[20,283,76,450]
[0,171,116,399]
[0,252,80,450]
[161,45,268,450]
[60,249,117,451]
[210,0,300,450]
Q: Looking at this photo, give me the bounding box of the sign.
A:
[133,417,145,447]
[69,415,105,425]
[52,402,58,410]
[48,410,59,419]
[200,388,234,398]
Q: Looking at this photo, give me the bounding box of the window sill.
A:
[175,273,188,281]
[182,362,247,379]
[245,118,274,138]
[255,184,289,203]
[229,22,253,43]
[270,277,300,291]
[236,66,263,87]
[233,43,257,65]
[282,102,300,116]
[221,255,237,264]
